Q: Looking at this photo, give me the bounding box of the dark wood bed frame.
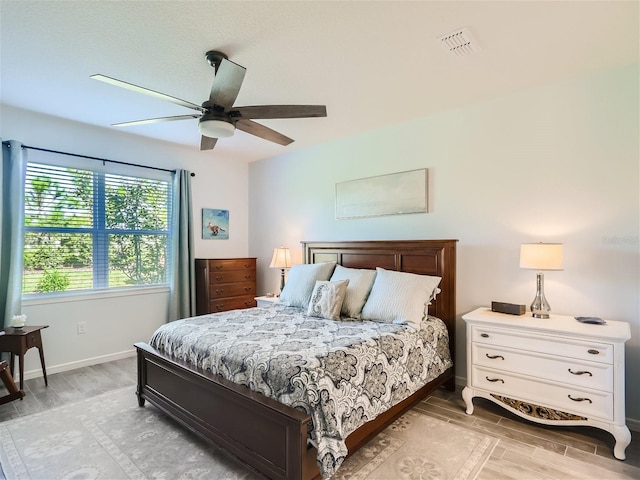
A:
[135,239,457,480]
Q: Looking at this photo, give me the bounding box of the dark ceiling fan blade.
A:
[231,105,327,119]
[208,58,246,110]
[112,114,201,127]
[200,136,218,151]
[235,119,294,146]
[91,74,204,112]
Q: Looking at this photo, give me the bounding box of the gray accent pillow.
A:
[278,262,336,308]
[360,267,442,328]
[306,280,350,320]
[329,265,377,319]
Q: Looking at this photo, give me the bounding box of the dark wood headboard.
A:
[302,239,458,363]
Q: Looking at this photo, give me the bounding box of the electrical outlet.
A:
[77,322,87,334]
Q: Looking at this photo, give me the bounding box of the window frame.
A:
[22,154,174,299]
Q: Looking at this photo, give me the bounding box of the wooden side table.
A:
[0,325,49,391]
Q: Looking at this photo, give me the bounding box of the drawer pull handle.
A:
[587,349,600,355]
[485,376,504,384]
[568,395,592,404]
[568,368,593,377]
[485,354,504,360]
[244,287,251,292]
[480,333,490,338]
[215,276,223,281]
[215,265,223,270]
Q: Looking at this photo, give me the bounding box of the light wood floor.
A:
[1,357,638,479]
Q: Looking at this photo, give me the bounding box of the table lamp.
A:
[520,243,563,318]
[269,246,292,293]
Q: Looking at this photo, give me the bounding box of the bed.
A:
[134,239,457,480]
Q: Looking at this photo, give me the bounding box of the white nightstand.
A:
[461,307,631,460]
[255,295,278,307]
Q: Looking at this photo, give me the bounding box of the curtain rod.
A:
[2,141,195,177]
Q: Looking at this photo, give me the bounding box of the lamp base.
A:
[530,272,551,319]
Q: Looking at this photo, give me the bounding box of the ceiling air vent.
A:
[437,27,479,56]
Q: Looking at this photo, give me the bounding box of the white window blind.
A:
[23,161,172,295]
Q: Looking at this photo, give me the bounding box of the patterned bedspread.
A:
[149,304,453,479]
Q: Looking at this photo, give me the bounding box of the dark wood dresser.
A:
[195,258,257,314]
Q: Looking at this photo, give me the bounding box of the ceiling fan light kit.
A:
[199,118,235,138]
[92,50,326,151]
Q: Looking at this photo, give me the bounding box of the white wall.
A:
[1,105,250,375]
[249,64,640,422]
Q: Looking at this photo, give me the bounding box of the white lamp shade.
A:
[198,119,235,138]
[520,243,563,270]
[269,247,292,269]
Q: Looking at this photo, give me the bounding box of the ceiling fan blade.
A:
[200,136,218,151]
[235,119,294,146]
[208,58,246,110]
[112,114,201,127]
[232,105,327,119]
[91,74,204,112]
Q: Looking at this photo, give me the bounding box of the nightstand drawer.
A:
[472,344,613,391]
[471,365,613,420]
[472,326,613,364]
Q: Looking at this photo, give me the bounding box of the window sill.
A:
[22,285,170,306]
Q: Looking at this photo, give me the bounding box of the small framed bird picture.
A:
[202,208,229,239]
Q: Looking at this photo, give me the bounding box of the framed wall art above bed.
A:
[135,239,457,480]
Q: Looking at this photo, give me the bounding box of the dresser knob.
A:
[244,287,251,292]
[480,333,489,338]
[215,265,223,270]
[215,276,223,281]
[568,395,592,404]
[587,349,600,355]
[485,376,504,384]
[568,368,593,376]
[485,354,505,360]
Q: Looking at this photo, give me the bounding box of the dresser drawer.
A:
[472,326,613,364]
[471,365,613,420]
[472,344,613,391]
[209,282,255,299]
[209,270,256,284]
[209,295,257,313]
[208,259,256,272]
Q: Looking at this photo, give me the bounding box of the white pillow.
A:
[307,280,349,320]
[360,267,442,328]
[278,262,336,308]
[329,265,377,319]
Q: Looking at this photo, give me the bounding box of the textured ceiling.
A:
[1,1,638,163]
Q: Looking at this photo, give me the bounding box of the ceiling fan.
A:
[91,51,327,151]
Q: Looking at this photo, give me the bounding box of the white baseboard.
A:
[454,374,640,433]
[21,349,136,381]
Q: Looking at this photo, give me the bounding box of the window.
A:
[23,161,172,295]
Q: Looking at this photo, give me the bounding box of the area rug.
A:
[0,388,497,479]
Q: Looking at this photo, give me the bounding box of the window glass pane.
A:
[25,163,93,228]
[23,232,94,293]
[105,174,169,231]
[109,234,168,286]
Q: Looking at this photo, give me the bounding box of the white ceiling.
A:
[1,1,638,163]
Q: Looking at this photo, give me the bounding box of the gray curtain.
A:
[168,169,195,321]
[0,140,26,328]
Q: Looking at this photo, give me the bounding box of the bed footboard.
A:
[135,342,319,480]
